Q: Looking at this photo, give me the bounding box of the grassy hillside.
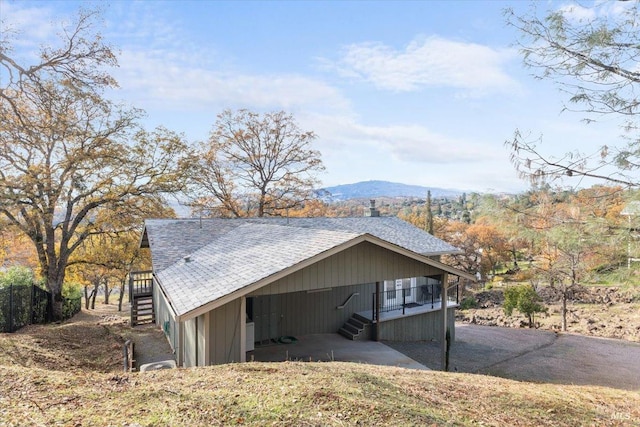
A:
[0,310,637,426]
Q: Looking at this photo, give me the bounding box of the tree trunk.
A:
[90,280,99,309]
[561,292,567,332]
[118,280,126,312]
[103,280,110,305]
[46,274,65,321]
[51,291,64,321]
[84,285,91,310]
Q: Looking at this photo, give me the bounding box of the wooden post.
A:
[129,274,134,327]
[240,296,247,362]
[177,321,184,367]
[9,284,13,333]
[375,281,381,341]
[441,273,448,371]
[204,311,211,365]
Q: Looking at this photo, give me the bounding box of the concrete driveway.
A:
[385,323,640,391]
[249,333,428,370]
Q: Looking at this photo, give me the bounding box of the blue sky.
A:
[1,0,630,193]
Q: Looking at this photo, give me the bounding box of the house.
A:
[132,208,475,367]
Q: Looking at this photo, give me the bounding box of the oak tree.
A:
[191,109,324,217]
[0,10,191,318]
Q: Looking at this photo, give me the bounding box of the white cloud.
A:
[557,4,597,22]
[0,1,58,54]
[113,49,351,114]
[305,113,496,165]
[327,36,520,94]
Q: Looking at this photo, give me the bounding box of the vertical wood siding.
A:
[183,318,197,367]
[249,241,442,296]
[196,314,205,366]
[207,298,242,365]
[154,281,178,352]
[377,307,456,341]
[250,282,376,342]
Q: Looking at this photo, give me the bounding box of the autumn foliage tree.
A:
[190,109,324,217]
[0,10,191,318]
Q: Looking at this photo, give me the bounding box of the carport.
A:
[248,333,428,370]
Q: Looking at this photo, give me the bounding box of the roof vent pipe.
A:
[184,256,192,263]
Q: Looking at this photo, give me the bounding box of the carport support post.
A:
[240,297,246,362]
[441,273,448,371]
[375,281,381,341]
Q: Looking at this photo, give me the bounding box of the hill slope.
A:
[0,310,637,426]
[322,180,461,201]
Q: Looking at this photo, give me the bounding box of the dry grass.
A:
[0,305,638,426]
[1,362,638,426]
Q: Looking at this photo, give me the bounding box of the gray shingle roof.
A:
[142,216,462,318]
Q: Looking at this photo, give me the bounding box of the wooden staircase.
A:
[131,295,155,326]
[130,271,155,327]
[338,313,371,340]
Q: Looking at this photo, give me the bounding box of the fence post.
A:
[9,284,13,333]
[48,292,53,323]
[30,284,35,325]
[402,290,406,315]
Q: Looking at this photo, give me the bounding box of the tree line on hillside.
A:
[399,184,638,331]
[2,2,640,321]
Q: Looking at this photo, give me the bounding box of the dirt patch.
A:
[458,286,640,342]
[0,303,132,373]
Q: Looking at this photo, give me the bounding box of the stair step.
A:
[130,291,155,327]
[338,327,356,340]
[347,317,366,330]
[134,301,153,307]
[343,323,360,334]
[353,313,371,324]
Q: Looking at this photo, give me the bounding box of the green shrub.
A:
[0,266,35,288]
[503,284,547,328]
[459,296,478,310]
[63,282,83,299]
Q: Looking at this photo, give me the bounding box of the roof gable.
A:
[142,216,461,272]
[141,217,468,320]
[156,223,361,317]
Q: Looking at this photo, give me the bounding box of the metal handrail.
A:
[336,292,360,309]
[371,283,459,319]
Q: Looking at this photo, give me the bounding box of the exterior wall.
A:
[206,298,242,365]
[197,314,206,366]
[377,307,456,342]
[248,241,443,296]
[183,317,197,367]
[154,280,179,352]
[250,283,375,342]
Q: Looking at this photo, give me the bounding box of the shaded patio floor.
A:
[248,333,428,370]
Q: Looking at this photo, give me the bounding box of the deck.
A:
[358,300,459,323]
[129,271,153,299]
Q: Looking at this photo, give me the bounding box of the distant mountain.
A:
[321,180,462,201]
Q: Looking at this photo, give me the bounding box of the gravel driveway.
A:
[385,323,640,391]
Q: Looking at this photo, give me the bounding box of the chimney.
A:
[365,199,380,217]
